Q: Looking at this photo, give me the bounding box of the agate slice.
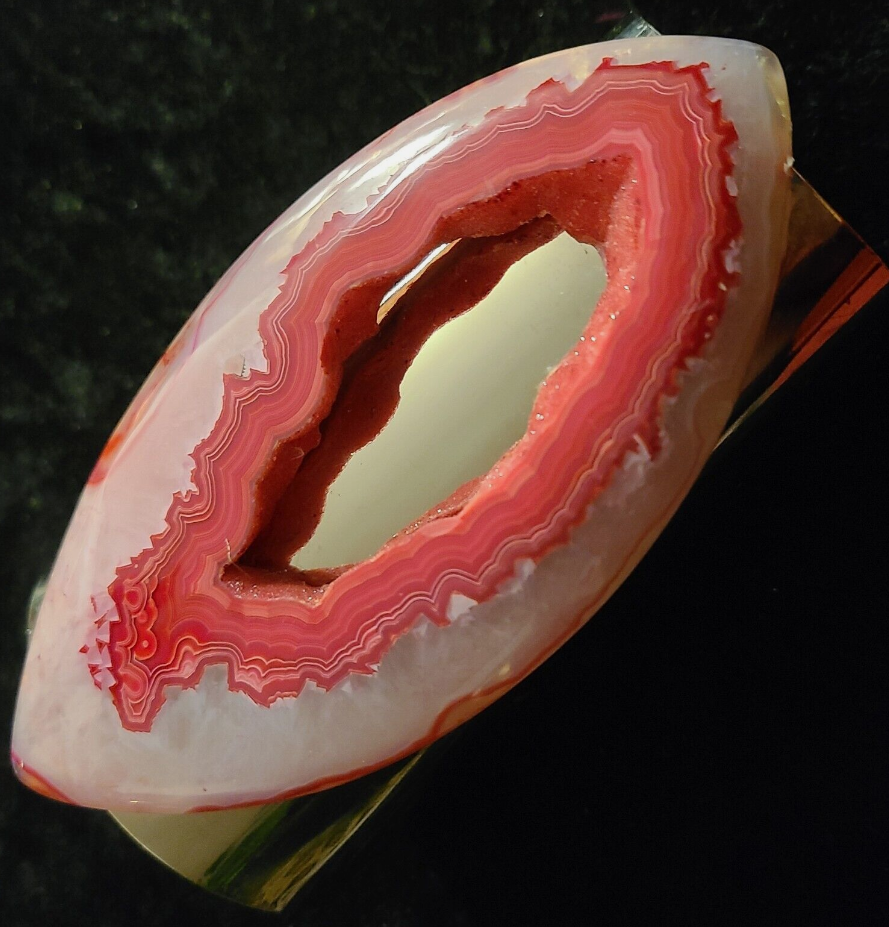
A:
[12,35,792,813]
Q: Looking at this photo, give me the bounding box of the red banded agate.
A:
[12,36,792,812]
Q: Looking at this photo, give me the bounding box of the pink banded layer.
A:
[12,36,792,812]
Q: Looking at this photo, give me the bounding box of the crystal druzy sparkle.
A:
[12,36,792,812]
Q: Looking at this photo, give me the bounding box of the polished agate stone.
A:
[12,35,792,812]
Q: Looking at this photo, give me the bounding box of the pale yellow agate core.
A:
[292,233,607,570]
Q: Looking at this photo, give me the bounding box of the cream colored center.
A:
[292,232,606,571]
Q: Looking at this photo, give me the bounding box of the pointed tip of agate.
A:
[10,749,73,805]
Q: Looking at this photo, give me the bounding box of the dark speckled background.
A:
[1,1,887,924]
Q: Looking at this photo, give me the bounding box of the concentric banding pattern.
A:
[90,60,741,731]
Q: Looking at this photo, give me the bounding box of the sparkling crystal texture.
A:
[12,36,792,813]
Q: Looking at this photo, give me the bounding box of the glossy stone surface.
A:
[12,35,792,812]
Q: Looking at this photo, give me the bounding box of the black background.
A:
[1,1,887,924]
